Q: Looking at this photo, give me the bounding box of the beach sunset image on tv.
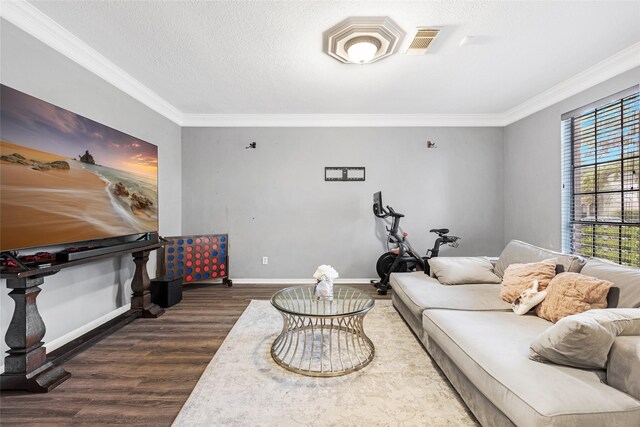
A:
[0,85,158,252]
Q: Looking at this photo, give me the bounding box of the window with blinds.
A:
[561,88,639,267]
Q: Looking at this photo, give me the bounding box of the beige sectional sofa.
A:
[390,240,640,427]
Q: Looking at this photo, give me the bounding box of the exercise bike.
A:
[372,191,460,295]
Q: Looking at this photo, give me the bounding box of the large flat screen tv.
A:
[0,84,158,252]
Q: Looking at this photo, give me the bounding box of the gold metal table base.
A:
[271,310,375,377]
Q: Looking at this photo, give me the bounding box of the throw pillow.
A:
[529,308,640,369]
[428,257,501,285]
[512,280,547,315]
[580,258,640,308]
[535,272,612,323]
[500,258,556,303]
[494,240,585,278]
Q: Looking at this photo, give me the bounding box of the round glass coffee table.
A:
[270,285,375,377]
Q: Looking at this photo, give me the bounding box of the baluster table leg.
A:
[130,249,164,318]
[1,276,71,392]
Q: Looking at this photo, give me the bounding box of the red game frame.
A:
[160,234,231,286]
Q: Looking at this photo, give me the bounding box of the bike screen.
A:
[373,191,384,217]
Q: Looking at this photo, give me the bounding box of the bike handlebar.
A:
[373,204,405,219]
[373,204,387,218]
[387,206,404,218]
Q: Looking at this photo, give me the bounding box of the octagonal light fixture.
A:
[323,17,405,64]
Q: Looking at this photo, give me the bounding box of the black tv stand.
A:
[1,241,166,393]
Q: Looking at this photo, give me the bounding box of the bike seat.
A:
[430,228,449,235]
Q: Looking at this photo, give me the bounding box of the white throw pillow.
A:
[428,257,501,285]
[529,308,640,369]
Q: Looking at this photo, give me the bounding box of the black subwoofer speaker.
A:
[150,276,183,308]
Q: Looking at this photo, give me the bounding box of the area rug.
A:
[173,300,478,426]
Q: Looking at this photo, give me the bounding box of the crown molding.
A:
[0,0,183,125]
[501,42,640,126]
[1,1,638,128]
[180,113,505,127]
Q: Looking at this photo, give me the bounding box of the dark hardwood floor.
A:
[0,283,389,425]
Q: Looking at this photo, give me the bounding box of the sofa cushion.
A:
[581,258,640,308]
[390,272,511,337]
[530,308,640,369]
[500,258,556,303]
[428,256,501,285]
[608,336,640,402]
[535,273,612,323]
[391,272,511,311]
[422,310,640,426]
[495,240,585,278]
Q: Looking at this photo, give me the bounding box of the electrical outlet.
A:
[262,256,268,265]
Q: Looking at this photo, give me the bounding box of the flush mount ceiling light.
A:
[323,17,405,64]
[345,36,382,64]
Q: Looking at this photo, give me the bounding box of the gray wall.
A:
[504,67,640,250]
[0,21,182,359]
[182,127,504,278]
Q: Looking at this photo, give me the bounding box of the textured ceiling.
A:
[29,0,640,115]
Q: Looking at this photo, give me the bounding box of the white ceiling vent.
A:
[406,28,440,55]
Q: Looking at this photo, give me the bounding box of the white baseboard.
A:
[46,303,132,352]
[0,303,131,374]
[229,278,377,285]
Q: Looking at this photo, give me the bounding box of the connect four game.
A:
[160,234,231,286]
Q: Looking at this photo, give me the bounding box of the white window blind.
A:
[561,88,640,267]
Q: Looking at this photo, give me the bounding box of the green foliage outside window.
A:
[568,92,639,267]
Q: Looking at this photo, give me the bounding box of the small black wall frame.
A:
[324,167,366,182]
